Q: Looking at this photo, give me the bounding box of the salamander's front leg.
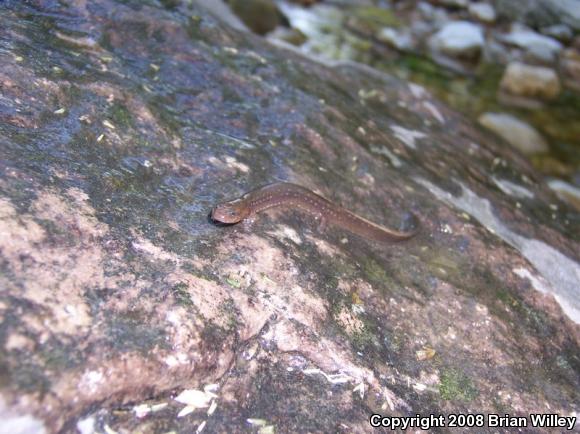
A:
[241,214,257,230]
[313,213,328,233]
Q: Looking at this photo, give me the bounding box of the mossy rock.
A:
[346,6,401,38]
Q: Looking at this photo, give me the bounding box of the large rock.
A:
[478,112,549,155]
[429,20,485,60]
[0,1,579,433]
[499,62,561,100]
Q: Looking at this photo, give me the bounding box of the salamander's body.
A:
[211,182,419,243]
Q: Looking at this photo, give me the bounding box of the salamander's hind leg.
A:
[399,211,420,234]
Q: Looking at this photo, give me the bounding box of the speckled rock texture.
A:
[0,1,578,433]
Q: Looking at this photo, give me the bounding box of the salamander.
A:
[211,182,419,243]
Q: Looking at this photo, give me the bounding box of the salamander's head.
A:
[211,199,250,224]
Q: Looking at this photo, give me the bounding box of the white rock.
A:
[429,21,485,59]
[547,179,580,212]
[478,113,548,155]
[502,24,562,62]
[540,24,573,43]
[503,25,562,50]
[417,1,449,25]
[500,62,561,100]
[376,27,415,51]
[468,3,496,23]
[551,0,580,32]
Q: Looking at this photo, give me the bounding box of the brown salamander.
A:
[211,182,419,243]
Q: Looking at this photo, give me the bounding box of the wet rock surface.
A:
[0,1,579,433]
